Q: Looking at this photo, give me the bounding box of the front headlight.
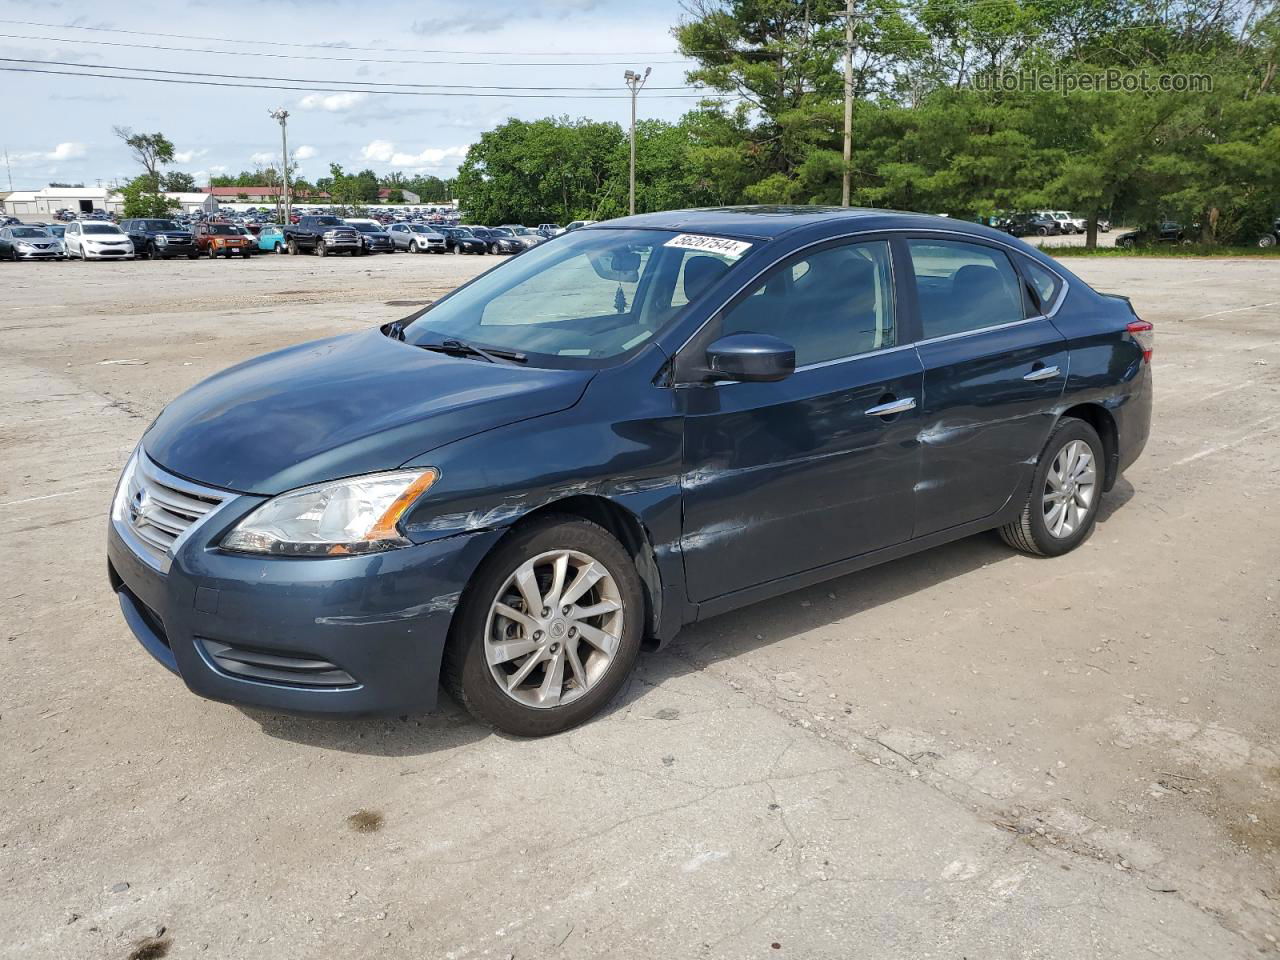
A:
[222,469,439,556]
[156,235,168,244]
[17,242,33,251]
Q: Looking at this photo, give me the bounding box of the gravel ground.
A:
[1,250,1277,959]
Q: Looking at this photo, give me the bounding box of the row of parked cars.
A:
[994,211,1113,237]
[0,215,602,262]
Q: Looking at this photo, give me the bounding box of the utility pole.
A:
[623,67,650,216]
[2,148,11,191]
[269,108,291,223]
[842,0,854,207]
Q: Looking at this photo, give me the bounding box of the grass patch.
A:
[1042,244,1280,258]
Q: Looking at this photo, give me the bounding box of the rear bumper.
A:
[1116,361,1152,476]
[107,508,502,715]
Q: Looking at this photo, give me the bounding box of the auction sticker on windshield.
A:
[663,234,753,258]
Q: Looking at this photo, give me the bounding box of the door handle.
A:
[1023,364,1060,382]
[864,396,917,417]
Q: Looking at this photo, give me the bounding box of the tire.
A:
[274,241,284,254]
[489,243,499,254]
[1119,238,1135,249]
[1258,234,1276,248]
[453,245,463,255]
[443,515,644,737]
[287,239,298,256]
[999,418,1104,558]
[241,250,251,259]
[1037,226,1048,236]
[144,241,156,260]
[317,241,327,257]
[207,245,217,260]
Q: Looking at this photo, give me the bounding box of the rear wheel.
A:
[1259,234,1277,248]
[287,239,299,255]
[443,516,643,737]
[1000,418,1103,557]
[273,241,284,254]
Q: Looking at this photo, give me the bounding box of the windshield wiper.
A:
[419,338,528,364]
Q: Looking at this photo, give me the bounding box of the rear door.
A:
[679,238,923,602]
[905,236,1068,536]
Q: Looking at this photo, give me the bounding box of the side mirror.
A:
[705,333,796,383]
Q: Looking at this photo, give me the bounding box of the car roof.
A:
[594,205,1005,242]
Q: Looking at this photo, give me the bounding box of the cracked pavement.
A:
[1,253,1276,958]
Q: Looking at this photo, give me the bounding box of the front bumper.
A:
[107,476,503,715]
[14,247,64,259]
[153,240,196,257]
[83,245,134,259]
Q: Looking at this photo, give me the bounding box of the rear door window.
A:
[907,239,1027,339]
[1020,259,1063,314]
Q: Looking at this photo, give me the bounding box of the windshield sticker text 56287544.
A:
[663,234,754,259]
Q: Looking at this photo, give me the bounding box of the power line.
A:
[0,56,703,92]
[0,29,695,66]
[0,64,727,99]
[0,17,750,57]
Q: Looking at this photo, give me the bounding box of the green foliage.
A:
[447,0,1279,246]
[120,175,179,218]
[161,171,196,192]
[112,127,175,181]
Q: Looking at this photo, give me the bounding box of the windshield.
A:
[83,224,123,235]
[351,222,381,233]
[12,227,49,238]
[409,225,435,234]
[207,224,237,235]
[491,228,514,237]
[511,227,536,236]
[314,216,343,226]
[141,220,180,230]
[404,228,750,366]
[452,228,475,238]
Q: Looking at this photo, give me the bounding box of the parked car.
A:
[120,218,196,260]
[440,227,489,254]
[107,207,1153,736]
[498,225,544,249]
[257,224,287,254]
[0,225,65,260]
[193,222,252,259]
[346,219,396,255]
[1115,221,1187,248]
[0,215,21,226]
[564,220,598,232]
[45,224,66,241]
[1037,211,1081,234]
[65,220,134,260]
[1005,214,1062,237]
[388,223,447,254]
[477,227,526,255]
[283,215,361,256]
[1256,218,1280,248]
[537,223,564,238]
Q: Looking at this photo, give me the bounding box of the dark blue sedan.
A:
[108,207,1153,736]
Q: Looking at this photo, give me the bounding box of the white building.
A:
[0,187,123,217]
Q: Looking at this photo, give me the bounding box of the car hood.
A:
[143,328,594,495]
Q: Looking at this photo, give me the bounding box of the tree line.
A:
[454,0,1280,244]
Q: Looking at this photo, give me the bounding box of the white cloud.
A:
[293,144,317,160]
[360,140,468,169]
[298,92,367,112]
[49,142,86,161]
[249,151,278,166]
[173,148,208,164]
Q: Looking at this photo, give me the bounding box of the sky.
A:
[0,0,703,191]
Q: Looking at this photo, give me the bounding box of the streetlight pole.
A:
[269,108,291,223]
[623,67,650,216]
[842,0,854,207]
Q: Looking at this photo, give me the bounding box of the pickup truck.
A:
[283,216,362,256]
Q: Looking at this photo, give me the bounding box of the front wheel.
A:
[1258,234,1276,248]
[207,246,218,259]
[274,241,284,254]
[443,516,644,737]
[317,241,328,257]
[287,239,298,255]
[1000,418,1103,557]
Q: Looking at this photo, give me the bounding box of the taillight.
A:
[1127,320,1154,363]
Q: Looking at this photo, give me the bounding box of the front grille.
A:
[123,455,228,567]
[197,638,357,688]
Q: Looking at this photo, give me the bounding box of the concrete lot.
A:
[1,251,1277,959]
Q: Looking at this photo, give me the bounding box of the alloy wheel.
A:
[484,549,624,709]
[1042,439,1097,539]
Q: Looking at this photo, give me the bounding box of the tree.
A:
[120,175,179,218]
[161,171,197,192]
[112,127,175,181]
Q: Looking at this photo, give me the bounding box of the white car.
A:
[65,221,135,260]
[564,220,599,232]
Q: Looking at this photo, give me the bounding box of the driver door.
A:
[677,239,923,603]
